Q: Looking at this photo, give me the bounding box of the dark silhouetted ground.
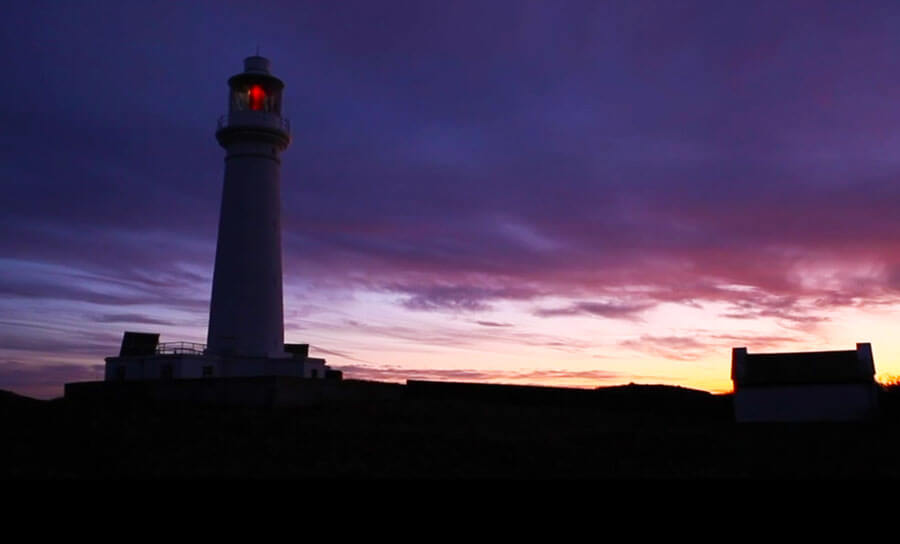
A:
[4,382,900,478]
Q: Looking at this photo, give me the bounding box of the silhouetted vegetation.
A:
[879,380,900,420]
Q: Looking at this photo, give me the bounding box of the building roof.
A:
[733,345,875,387]
[119,331,159,357]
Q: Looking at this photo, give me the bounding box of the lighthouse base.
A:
[97,331,332,381]
[63,375,404,409]
[102,352,330,381]
[63,346,345,407]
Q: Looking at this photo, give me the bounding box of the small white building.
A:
[731,343,879,422]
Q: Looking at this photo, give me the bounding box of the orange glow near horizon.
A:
[4,259,900,399]
[275,288,900,396]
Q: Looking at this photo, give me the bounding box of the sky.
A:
[3,1,900,398]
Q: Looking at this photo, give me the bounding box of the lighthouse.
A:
[207,55,290,358]
[92,56,333,388]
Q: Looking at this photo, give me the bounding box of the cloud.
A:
[335,364,628,385]
[308,345,372,364]
[0,327,122,356]
[474,321,513,328]
[400,287,493,312]
[619,332,806,361]
[5,2,900,389]
[716,291,834,332]
[619,335,710,361]
[708,334,799,351]
[394,283,536,312]
[0,361,103,399]
[0,259,210,312]
[91,313,175,326]
[534,300,656,320]
[334,318,595,352]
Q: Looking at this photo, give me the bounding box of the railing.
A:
[156,341,207,355]
[217,113,290,133]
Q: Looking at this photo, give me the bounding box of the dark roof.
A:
[284,343,309,358]
[739,350,872,386]
[119,332,159,357]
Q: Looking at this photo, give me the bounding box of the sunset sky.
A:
[4,1,900,398]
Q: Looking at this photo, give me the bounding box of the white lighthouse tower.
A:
[96,56,332,386]
[207,55,289,358]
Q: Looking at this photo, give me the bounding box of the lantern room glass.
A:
[230,83,282,115]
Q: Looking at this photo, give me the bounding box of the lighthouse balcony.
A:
[217,112,290,134]
[155,341,207,356]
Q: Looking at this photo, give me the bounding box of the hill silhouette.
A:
[0,389,45,410]
[4,382,900,478]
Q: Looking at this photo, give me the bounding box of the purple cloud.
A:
[396,284,535,312]
[535,301,656,320]
[474,321,513,328]
[619,332,806,362]
[3,1,900,393]
[336,364,629,385]
[91,313,176,326]
[0,361,103,399]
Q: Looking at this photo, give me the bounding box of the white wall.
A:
[735,384,879,422]
[105,354,330,381]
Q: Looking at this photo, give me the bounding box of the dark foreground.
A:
[4,382,900,478]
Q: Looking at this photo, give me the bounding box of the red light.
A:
[248,84,266,111]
